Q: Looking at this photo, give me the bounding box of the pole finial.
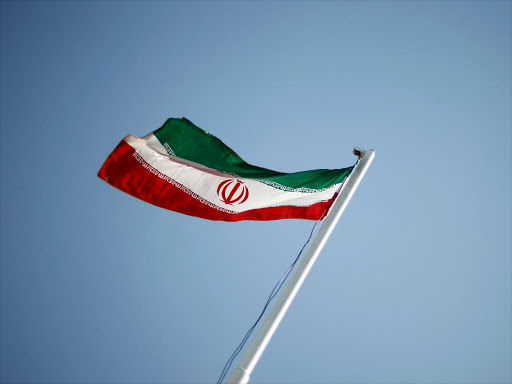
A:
[353,147,366,159]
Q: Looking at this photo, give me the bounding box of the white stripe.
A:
[124,135,340,213]
[131,151,236,214]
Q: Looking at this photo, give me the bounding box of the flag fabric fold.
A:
[98,118,353,221]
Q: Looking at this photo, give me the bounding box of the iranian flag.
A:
[98,118,354,221]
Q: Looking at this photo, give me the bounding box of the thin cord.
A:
[216,217,323,384]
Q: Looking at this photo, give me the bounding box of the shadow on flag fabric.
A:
[98,118,354,221]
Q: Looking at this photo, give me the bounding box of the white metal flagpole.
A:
[225,147,375,384]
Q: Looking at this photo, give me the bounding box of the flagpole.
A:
[225,147,375,384]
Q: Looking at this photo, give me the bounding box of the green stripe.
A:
[153,118,353,190]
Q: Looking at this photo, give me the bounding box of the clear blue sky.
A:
[1,1,510,383]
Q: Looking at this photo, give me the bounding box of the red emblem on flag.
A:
[217,179,250,205]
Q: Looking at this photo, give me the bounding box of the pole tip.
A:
[353,147,366,159]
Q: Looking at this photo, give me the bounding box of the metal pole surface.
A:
[226,148,375,384]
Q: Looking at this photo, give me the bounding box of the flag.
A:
[97,118,354,221]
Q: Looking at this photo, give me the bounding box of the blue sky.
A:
[1,1,510,383]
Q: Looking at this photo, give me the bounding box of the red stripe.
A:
[98,140,335,222]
